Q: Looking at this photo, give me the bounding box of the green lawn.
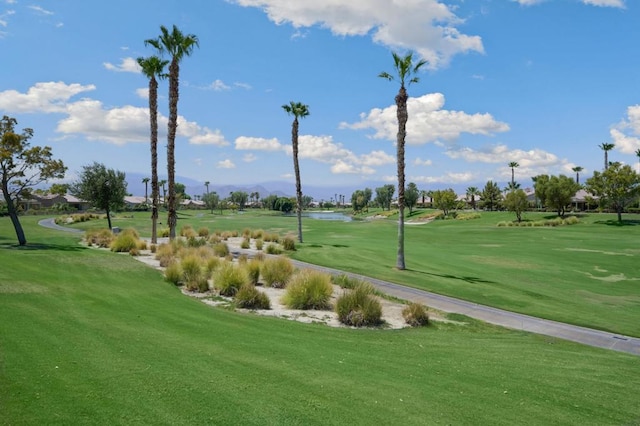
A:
[52,208,640,337]
[1,216,639,425]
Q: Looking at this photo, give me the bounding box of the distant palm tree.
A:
[282,101,310,243]
[159,179,167,207]
[146,25,199,240]
[599,143,615,170]
[635,149,640,171]
[572,166,584,184]
[420,189,428,206]
[466,186,479,210]
[142,177,150,202]
[204,181,210,195]
[137,55,168,244]
[508,161,519,188]
[379,51,427,271]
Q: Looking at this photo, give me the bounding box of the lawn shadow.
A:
[594,219,640,227]
[409,269,496,285]
[0,242,88,252]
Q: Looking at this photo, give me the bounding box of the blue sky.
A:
[1,0,639,196]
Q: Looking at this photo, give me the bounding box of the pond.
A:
[303,211,353,222]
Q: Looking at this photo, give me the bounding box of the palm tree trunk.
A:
[167,60,179,240]
[150,77,159,244]
[604,151,608,170]
[292,117,303,243]
[395,86,408,270]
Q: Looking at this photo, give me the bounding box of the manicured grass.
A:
[1,216,639,424]
[58,208,640,337]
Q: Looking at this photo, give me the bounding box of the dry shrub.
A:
[335,282,382,327]
[242,228,252,238]
[282,269,333,310]
[261,257,294,288]
[181,255,208,292]
[244,259,262,285]
[180,225,197,238]
[235,284,270,309]
[85,229,114,248]
[251,229,264,239]
[402,303,429,327]
[208,234,222,244]
[255,239,264,251]
[213,263,248,296]
[282,236,296,251]
[197,227,210,237]
[110,233,139,253]
[212,242,229,257]
[164,261,182,286]
[265,244,282,255]
[155,243,175,267]
[241,238,251,249]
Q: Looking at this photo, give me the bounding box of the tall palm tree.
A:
[599,143,615,170]
[142,177,150,202]
[282,101,310,243]
[635,149,640,171]
[379,51,427,270]
[204,181,210,195]
[137,55,168,244]
[466,186,479,210]
[508,161,519,188]
[145,25,199,240]
[159,179,167,207]
[572,166,584,184]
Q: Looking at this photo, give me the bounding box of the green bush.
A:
[402,303,429,327]
[255,239,264,251]
[110,233,139,253]
[282,236,296,251]
[244,259,261,285]
[282,270,333,310]
[265,244,282,255]
[164,262,183,286]
[335,283,382,327]
[213,263,248,296]
[235,284,270,309]
[261,257,294,288]
[212,242,230,257]
[187,236,206,248]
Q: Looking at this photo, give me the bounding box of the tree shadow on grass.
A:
[0,242,88,252]
[408,269,496,285]
[594,219,640,227]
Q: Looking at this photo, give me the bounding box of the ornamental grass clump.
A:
[402,303,430,327]
[241,238,251,249]
[164,261,183,286]
[197,227,210,237]
[244,259,261,285]
[282,236,296,251]
[282,269,333,310]
[235,284,270,309]
[181,255,208,292]
[85,229,114,248]
[261,257,294,288]
[255,238,264,251]
[155,243,175,267]
[213,262,248,297]
[180,225,197,238]
[212,242,230,257]
[265,244,282,255]
[335,282,382,327]
[110,232,139,253]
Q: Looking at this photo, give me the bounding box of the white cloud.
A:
[411,172,475,184]
[0,9,15,27]
[281,173,294,179]
[234,82,252,90]
[209,79,231,91]
[235,136,284,151]
[217,159,236,169]
[0,81,96,113]
[413,157,433,166]
[330,160,375,175]
[341,93,509,145]
[28,5,53,15]
[243,153,257,162]
[230,0,484,69]
[135,88,149,99]
[513,0,625,7]
[103,57,141,73]
[444,144,573,178]
[611,105,640,154]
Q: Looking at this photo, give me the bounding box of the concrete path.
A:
[288,258,640,357]
[36,218,640,356]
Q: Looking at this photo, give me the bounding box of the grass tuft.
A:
[282,269,333,310]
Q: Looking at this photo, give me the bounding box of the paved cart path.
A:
[38,218,640,356]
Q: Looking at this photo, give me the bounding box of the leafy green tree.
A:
[275,197,293,213]
[0,116,66,245]
[585,162,640,222]
[374,184,395,210]
[379,51,426,270]
[301,195,313,210]
[202,191,219,214]
[534,174,579,217]
[481,180,502,211]
[405,182,419,214]
[599,142,615,170]
[49,183,69,196]
[138,55,167,244]
[504,189,528,222]
[282,101,310,243]
[145,25,199,240]
[230,191,249,210]
[262,194,278,211]
[432,188,457,216]
[70,162,127,229]
[466,186,479,210]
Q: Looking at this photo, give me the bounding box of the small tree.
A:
[0,116,66,245]
[534,174,579,217]
[432,189,457,216]
[466,186,479,210]
[202,191,219,214]
[405,182,419,214]
[585,162,640,222]
[504,189,528,222]
[230,191,249,210]
[70,162,127,229]
[374,184,395,210]
[481,180,502,211]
